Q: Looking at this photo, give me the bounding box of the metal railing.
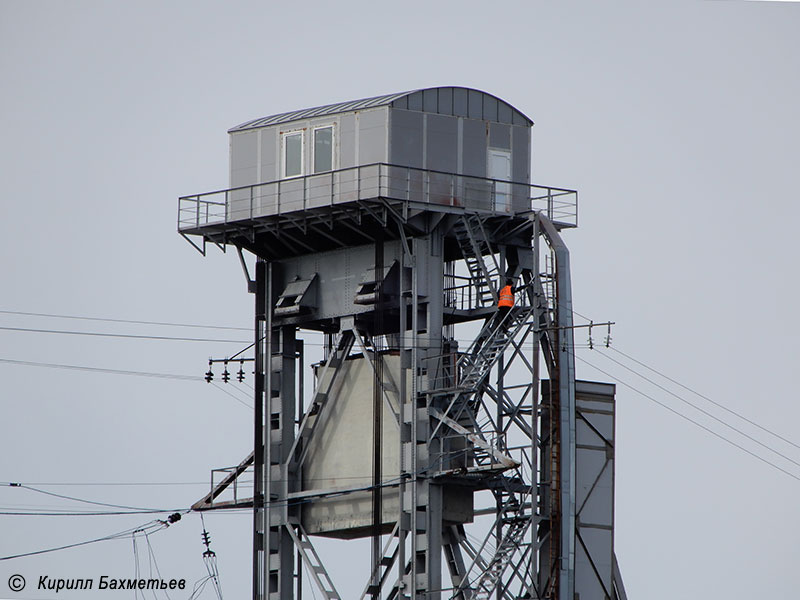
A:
[178,163,577,232]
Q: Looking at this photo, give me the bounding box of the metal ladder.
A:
[468,515,531,600]
[285,524,341,600]
[430,301,535,456]
[452,214,500,307]
[458,304,535,391]
[358,523,400,599]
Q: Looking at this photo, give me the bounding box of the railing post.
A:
[548,190,553,222]
[406,167,410,202]
[357,165,361,201]
[249,185,254,220]
[277,179,281,215]
[303,174,307,210]
[330,170,334,206]
[492,180,496,212]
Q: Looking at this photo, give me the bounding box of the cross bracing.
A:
[181,176,624,600]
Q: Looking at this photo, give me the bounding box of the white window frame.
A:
[281,129,305,179]
[488,147,512,212]
[312,124,335,174]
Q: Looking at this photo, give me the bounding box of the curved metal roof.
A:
[228,87,533,133]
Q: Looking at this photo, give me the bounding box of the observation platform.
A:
[177,163,577,260]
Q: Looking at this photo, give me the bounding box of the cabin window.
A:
[313,126,333,173]
[283,131,303,178]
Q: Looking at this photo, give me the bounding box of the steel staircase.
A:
[468,514,531,599]
[452,214,500,307]
[458,304,535,391]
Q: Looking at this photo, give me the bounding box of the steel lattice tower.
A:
[180,87,627,600]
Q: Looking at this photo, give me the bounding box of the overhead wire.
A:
[607,345,800,451]
[144,530,172,600]
[211,382,253,410]
[132,533,142,600]
[0,480,208,487]
[575,352,800,483]
[0,308,250,331]
[0,325,248,344]
[0,450,462,519]
[570,308,800,478]
[9,484,178,512]
[0,357,198,380]
[592,348,800,469]
[0,509,188,517]
[0,518,173,561]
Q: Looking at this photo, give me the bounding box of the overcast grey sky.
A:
[1,1,799,598]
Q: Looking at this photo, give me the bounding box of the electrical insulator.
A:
[237,360,245,382]
[205,360,214,383]
[202,530,211,547]
[222,364,230,383]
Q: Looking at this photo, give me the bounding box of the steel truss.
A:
[190,201,624,600]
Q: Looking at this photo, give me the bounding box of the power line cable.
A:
[575,353,800,483]
[0,357,198,380]
[0,481,207,487]
[607,346,800,451]
[8,483,177,512]
[211,383,253,410]
[0,510,187,517]
[144,531,172,600]
[0,518,171,561]
[0,308,250,331]
[0,325,248,344]
[592,349,800,470]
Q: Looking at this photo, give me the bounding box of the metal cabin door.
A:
[488,148,512,212]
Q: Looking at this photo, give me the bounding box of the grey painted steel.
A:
[228,88,532,212]
[613,553,629,600]
[179,164,579,237]
[180,88,629,600]
[229,87,532,132]
[539,215,577,600]
[575,380,616,599]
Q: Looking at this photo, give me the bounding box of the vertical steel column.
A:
[536,215,577,600]
[253,261,297,600]
[530,218,541,593]
[401,227,445,599]
[495,246,506,600]
[371,238,385,599]
[254,260,266,600]
[397,230,411,599]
